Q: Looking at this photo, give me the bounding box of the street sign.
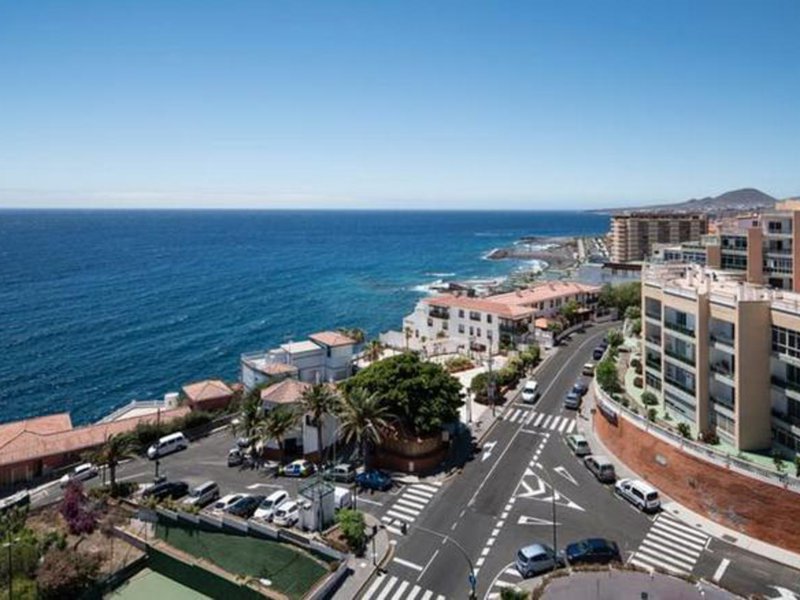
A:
[468,572,477,590]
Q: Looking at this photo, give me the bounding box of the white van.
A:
[182,481,220,508]
[147,432,189,459]
[521,380,540,403]
[334,486,353,510]
[614,478,661,512]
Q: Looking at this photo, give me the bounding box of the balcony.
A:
[645,309,661,320]
[664,320,695,338]
[645,356,662,371]
[771,375,800,394]
[499,321,529,336]
[710,361,734,377]
[645,333,661,345]
[664,377,695,397]
[710,395,735,411]
[664,348,695,367]
[429,308,450,320]
[709,332,734,349]
[772,409,800,429]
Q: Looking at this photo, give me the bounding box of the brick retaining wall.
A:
[595,411,800,553]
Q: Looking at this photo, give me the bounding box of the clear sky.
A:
[1,1,798,210]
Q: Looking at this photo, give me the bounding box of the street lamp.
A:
[535,462,559,556]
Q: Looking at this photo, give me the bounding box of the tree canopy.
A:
[599,282,641,315]
[341,353,463,436]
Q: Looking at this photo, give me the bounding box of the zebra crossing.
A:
[381,481,442,536]
[360,574,445,600]
[629,514,709,575]
[504,407,577,434]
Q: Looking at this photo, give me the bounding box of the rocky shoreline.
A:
[485,235,578,271]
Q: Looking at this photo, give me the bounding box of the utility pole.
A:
[486,346,495,417]
[409,525,477,599]
[536,463,559,554]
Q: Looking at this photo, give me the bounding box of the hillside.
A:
[596,188,779,215]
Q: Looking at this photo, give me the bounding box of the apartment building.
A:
[404,281,601,353]
[610,212,708,263]
[650,201,800,292]
[642,263,800,457]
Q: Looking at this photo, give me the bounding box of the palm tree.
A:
[300,384,339,468]
[337,388,392,469]
[365,340,384,363]
[256,405,300,463]
[404,326,413,351]
[96,433,139,496]
[339,327,366,344]
[232,389,262,450]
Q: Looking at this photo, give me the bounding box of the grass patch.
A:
[155,521,328,600]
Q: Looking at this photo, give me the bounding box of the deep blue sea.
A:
[0,210,609,425]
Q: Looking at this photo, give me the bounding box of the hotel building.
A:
[404,281,601,353]
[642,263,800,457]
[610,212,709,263]
[651,201,800,292]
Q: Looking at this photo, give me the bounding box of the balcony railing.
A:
[664,348,695,367]
[710,362,734,377]
[645,356,661,371]
[664,377,696,396]
[710,395,735,411]
[499,322,529,335]
[429,308,450,319]
[709,332,734,347]
[645,310,661,320]
[771,375,800,394]
[645,335,661,345]
[664,321,695,337]
[772,409,800,428]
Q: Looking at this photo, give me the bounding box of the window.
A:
[459,309,465,318]
[773,325,800,359]
[469,326,474,336]
[477,328,481,337]
[458,324,465,334]
[487,315,493,324]
[469,311,481,322]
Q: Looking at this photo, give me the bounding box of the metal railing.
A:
[593,380,800,493]
[663,377,696,396]
[771,376,800,394]
[664,348,695,367]
[664,320,695,337]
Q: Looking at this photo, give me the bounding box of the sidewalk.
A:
[332,512,392,600]
[578,388,800,572]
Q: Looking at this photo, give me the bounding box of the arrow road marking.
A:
[482,441,497,462]
[515,469,584,512]
[553,466,577,486]
[517,515,560,526]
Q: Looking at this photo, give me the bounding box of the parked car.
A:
[334,487,354,510]
[147,432,189,460]
[566,434,591,457]
[584,455,616,483]
[355,469,393,491]
[262,460,281,476]
[142,481,189,501]
[615,478,661,512]
[212,493,245,514]
[273,500,300,527]
[253,490,289,521]
[227,448,244,467]
[322,463,357,483]
[571,381,588,396]
[564,538,621,565]
[182,481,220,508]
[236,436,254,449]
[592,347,605,360]
[227,495,264,519]
[0,491,30,514]
[564,391,581,409]
[521,380,541,403]
[581,362,595,376]
[60,463,99,488]
[515,543,564,577]
[280,459,315,478]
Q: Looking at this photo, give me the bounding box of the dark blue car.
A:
[572,381,589,396]
[355,470,393,491]
[565,538,621,565]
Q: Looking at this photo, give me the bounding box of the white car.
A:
[253,490,289,521]
[211,493,245,515]
[615,478,661,512]
[521,380,540,403]
[273,500,300,527]
[60,463,98,488]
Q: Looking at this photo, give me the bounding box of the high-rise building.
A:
[610,213,708,263]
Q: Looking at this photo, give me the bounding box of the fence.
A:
[593,379,800,493]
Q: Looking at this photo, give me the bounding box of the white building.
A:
[260,379,339,460]
[240,330,357,392]
[403,281,601,353]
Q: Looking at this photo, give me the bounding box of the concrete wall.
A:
[735,301,772,450]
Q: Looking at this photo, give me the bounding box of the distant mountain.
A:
[595,188,779,215]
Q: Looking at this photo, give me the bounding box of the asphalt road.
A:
[363,324,800,600]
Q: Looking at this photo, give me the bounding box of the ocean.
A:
[0,210,609,425]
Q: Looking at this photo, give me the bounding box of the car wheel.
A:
[526,569,535,578]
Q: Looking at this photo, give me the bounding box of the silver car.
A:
[516,543,563,578]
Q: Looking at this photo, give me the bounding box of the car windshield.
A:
[261,499,274,508]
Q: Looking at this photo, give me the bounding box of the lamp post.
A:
[412,525,477,599]
[535,462,559,554]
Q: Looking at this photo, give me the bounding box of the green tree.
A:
[599,282,641,315]
[596,358,620,394]
[256,405,299,463]
[232,389,263,452]
[300,383,339,467]
[500,588,530,600]
[631,317,642,337]
[94,433,139,496]
[606,329,624,349]
[336,509,367,554]
[641,391,658,406]
[559,300,580,326]
[624,305,641,320]
[341,353,462,436]
[773,450,786,474]
[337,388,393,467]
[338,327,366,344]
[364,339,384,362]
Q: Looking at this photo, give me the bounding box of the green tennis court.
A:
[155,521,329,600]
[109,568,210,599]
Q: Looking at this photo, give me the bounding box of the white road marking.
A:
[567,420,577,434]
[375,575,398,600]
[393,557,423,572]
[541,415,553,429]
[558,418,570,433]
[386,510,415,522]
[517,515,559,526]
[417,549,440,582]
[389,504,420,517]
[510,408,522,422]
[534,413,546,427]
[712,558,730,582]
[481,441,497,462]
[420,591,433,600]
[413,483,440,494]
[391,580,409,599]
[395,497,426,511]
[504,568,521,577]
[356,497,384,506]
[362,574,387,600]
[406,585,422,600]
[553,465,577,485]
[404,488,434,500]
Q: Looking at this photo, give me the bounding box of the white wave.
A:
[410,279,445,295]
[423,272,456,277]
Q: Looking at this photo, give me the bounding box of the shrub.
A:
[633,376,642,389]
[641,391,658,406]
[647,408,657,422]
[336,509,366,554]
[519,346,541,372]
[37,548,103,600]
[88,481,136,500]
[677,422,691,439]
[630,358,641,369]
[444,356,473,373]
[596,358,620,394]
[606,329,624,349]
[630,318,642,337]
[772,450,786,473]
[795,456,800,477]
[59,481,96,535]
[699,430,720,445]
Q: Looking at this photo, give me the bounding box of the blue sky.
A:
[1,1,798,209]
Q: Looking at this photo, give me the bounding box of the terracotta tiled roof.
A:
[261,363,298,376]
[0,407,189,468]
[310,331,356,347]
[424,281,601,319]
[0,413,73,451]
[261,379,311,405]
[182,379,233,402]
